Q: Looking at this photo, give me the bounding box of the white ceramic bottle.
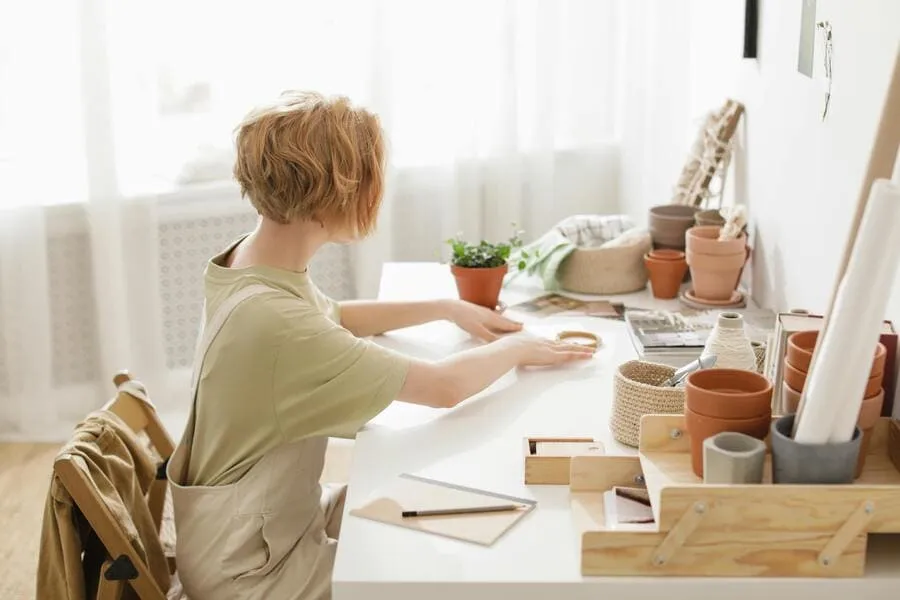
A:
[700,311,757,371]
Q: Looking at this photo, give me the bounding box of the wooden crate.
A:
[523,437,605,485]
[570,415,900,577]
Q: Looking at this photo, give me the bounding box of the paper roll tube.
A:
[795,179,900,444]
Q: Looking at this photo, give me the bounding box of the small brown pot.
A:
[450,264,507,309]
[648,205,698,249]
[685,407,771,478]
[782,358,807,392]
[685,368,773,419]
[648,249,686,261]
[786,330,818,372]
[855,389,886,477]
[686,250,746,301]
[782,382,802,414]
[644,253,687,299]
[685,226,747,256]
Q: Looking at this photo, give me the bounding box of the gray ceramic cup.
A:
[770,414,861,484]
[703,431,766,484]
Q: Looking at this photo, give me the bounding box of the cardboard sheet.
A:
[349,473,537,546]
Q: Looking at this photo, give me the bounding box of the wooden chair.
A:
[52,371,177,600]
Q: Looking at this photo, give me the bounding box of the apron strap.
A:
[174,283,279,483]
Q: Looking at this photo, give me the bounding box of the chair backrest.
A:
[52,371,174,600]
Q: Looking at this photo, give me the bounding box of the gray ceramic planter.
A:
[648,205,699,250]
[770,414,861,484]
[703,431,766,484]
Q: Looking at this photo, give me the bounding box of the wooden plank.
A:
[651,501,708,566]
[569,455,644,492]
[582,529,866,577]
[818,501,875,567]
[657,484,900,534]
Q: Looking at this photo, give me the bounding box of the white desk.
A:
[332,262,900,600]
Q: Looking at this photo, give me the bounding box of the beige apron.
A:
[167,284,346,600]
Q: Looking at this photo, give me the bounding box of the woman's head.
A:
[233,91,385,241]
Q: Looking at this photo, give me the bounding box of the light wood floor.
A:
[0,443,61,600]
[0,439,353,600]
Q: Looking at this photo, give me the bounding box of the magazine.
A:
[507,294,627,320]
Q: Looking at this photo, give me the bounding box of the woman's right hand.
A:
[504,335,596,367]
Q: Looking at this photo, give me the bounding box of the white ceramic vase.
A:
[700,312,757,371]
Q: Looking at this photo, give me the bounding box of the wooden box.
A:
[570,415,900,577]
[523,437,604,485]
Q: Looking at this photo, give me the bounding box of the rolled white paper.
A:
[795,178,900,444]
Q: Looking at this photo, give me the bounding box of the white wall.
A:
[735,0,900,315]
[621,0,900,318]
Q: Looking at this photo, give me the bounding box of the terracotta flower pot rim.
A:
[648,249,686,261]
[687,225,747,242]
[685,368,773,419]
[687,368,772,393]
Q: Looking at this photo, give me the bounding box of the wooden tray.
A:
[570,415,900,577]
[523,437,605,485]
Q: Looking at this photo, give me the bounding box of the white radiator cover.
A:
[0,194,354,438]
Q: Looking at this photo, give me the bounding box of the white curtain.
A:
[1,0,631,440]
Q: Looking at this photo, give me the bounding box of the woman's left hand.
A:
[447,300,524,342]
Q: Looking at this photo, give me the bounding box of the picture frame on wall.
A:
[797,0,817,76]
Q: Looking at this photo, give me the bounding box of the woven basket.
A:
[557,233,652,295]
[611,360,686,447]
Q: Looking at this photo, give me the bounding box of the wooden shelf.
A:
[571,415,900,577]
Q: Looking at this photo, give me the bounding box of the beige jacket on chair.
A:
[37,411,171,599]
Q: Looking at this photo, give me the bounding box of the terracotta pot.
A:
[686,250,746,301]
[864,372,885,397]
[685,407,771,478]
[782,382,802,414]
[648,249,685,261]
[695,209,725,227]
[685,368,773,419]
[685,226,747,256]
[871,342,887,378]
[648,205,698,249]
[644,254,688,299]
[858,389,885,431]
[450,264,507,309]
[782,359,807,392]
[786,330,818,372]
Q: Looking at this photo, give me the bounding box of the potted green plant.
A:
[446,226,526,309]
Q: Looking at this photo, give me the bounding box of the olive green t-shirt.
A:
[186,240,410,486]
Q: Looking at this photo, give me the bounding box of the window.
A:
[1,0,621,206]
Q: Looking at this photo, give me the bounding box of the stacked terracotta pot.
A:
[782,330,886,477]
[643,249,688,299]
[685,226,748,302]
[684,368,773,478]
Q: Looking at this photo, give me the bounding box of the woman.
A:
[167,91,593,600]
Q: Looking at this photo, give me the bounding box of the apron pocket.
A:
[221,514,274,581]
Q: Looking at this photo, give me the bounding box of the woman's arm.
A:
[339,299,523,341]
[338,299,455,337]
[397,335,594,409]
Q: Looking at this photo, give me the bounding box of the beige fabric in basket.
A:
[611,360,686,448]
[557,230,652,295]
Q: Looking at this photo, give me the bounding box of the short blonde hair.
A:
[233,91,385,237]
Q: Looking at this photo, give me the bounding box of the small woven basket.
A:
[556,234,652,295]
[611,360,686,447]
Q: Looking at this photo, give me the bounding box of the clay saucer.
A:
[680,288,745,310]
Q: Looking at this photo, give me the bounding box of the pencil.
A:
[401,504,522,518]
